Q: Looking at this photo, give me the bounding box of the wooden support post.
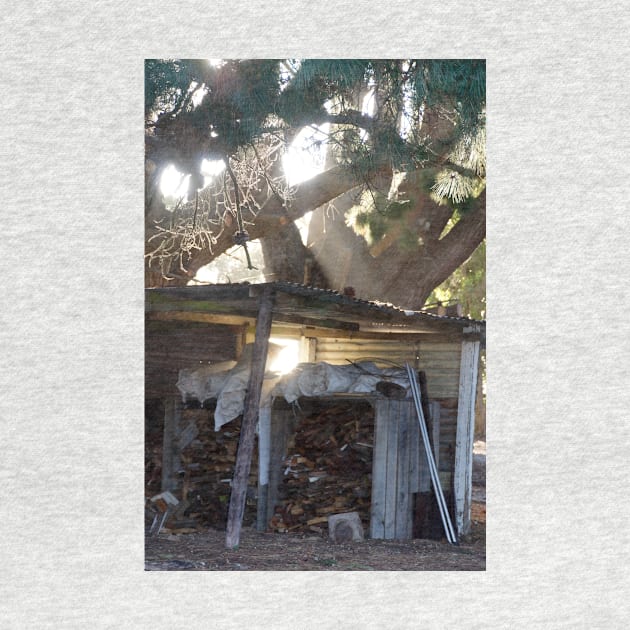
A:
[161,397,182,492]
[225,286,275,549]
[394,402,412,540]
[256,406,271,531]
[454,332,481,537]
[371,399,415,540]
[298,336,317,363]
[266,404,297,527]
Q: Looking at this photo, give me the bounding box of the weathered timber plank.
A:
[454,338,481,537]
[383,404,399,539]
[394,401,412,539]
[225,286,275,549]
[370,402,388,539]
[266,406,296,529]
[147,310,254,329]
[256,406,271,531]
[161,397,182,492]
[409,400,420,494]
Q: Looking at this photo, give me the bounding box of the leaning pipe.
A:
[406,363,458,545]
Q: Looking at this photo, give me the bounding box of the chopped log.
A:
[328,511,364,543]
[225,286,275,549]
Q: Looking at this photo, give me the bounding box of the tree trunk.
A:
[260,222,307,283]
[307,185,485,309]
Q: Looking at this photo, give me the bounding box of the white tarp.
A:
[273,361,410,403]
[175,361,237,404]
[177,359,411,431]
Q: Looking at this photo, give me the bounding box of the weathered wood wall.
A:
[145,320,242,397]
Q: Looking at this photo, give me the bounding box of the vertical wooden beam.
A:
[394,401,412,540]
[225,286,275,549]
[383,403,399,539]
[161,397,182,492]
[266,405,297,526]
[256,406,271,531]
[298,336,317,363]
[370,400,387,539]
[409,400,420,494]
[454,333,481,537]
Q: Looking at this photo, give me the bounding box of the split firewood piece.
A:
[328,512,364,543]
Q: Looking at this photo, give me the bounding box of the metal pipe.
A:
[406,365,445,525]
[410,380,454,544]
[411,372,457,545]
[406,363,458,545]
[408,367,456,544]
[411,369,458,545]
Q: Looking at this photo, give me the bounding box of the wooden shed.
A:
[145,282,485,539]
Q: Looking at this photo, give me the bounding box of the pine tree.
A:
[145,59,485,311]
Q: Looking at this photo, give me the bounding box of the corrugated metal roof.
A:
[146,281,485,334]
[271,281,485,326]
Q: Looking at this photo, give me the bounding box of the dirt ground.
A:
[144,442,486,572]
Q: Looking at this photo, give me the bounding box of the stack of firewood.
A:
[178,408,259,530]
[269,402,374,534]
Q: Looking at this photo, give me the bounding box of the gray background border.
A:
[2,1,629,627]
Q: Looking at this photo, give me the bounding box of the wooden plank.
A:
[147,310,255,329]
[383,402,399,539]
[161,397,182,492]
[315,341,462,356]
[298,336,317,363]
[225,286,275,549]
[394,401,412,539]
[266,406,296,530]
[454,338,481,537]
[298,329,463,343]
[370,401,388,539]
[149,301,362,333]
[409,399,420,494]
[256,406,271,531]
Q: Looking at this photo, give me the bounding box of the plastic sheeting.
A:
[273,361,410,403]
[176,361,237,405]
[177,360,411,431]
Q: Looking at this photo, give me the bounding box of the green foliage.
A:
[449,122,486,178]
[427,240,486,319]
[431,170,476,204]
[412,59,486,134]
[147,59,284,162]
[145,59,196,115]
[346,190,412,245]
[147,58,485,183]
